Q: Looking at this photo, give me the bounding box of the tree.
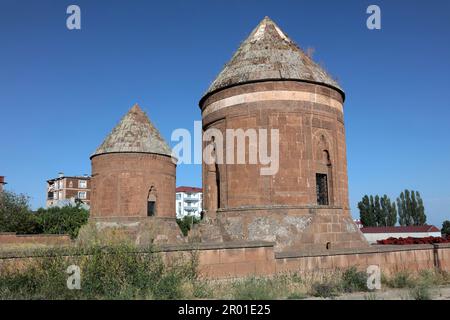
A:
[442,220,450,237]
[396,189,427,226]
[358,195,374,227]
[387,200,397,226]
[0,190,89,238]
[358,194,397,227]
[416,192,426,225]
[0,191,39,234]
[35,204,89,239]
[380,195,397,227]
[176,215,201,236]
[374,195,383,226]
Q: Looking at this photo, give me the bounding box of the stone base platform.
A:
[78,216,186,246]
[190,206,369,252]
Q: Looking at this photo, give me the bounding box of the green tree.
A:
[387,201,397,226]
[359,194,397,227]
[441,220,450,237]
[176,215,201,236]
[0,191,39,234]
[374,195,383,226]
[380,195,397,226]
[35,204,89,239]
[396,190,427,226]
[0,190,89,238]
[416,192,426,225]
[358,195,375,227]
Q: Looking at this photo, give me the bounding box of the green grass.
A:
[1,248,448,300]
[309,281,340,298]
[231,277,278,300]
[0,244,197,300]
[409,283,432,300]
[385,270,415,288]
[340,267,369,293]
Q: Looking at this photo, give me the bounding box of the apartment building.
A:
[176,186,202,218]
[46,172,91,208]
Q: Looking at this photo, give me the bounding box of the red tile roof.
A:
[361,225,440,233]
[0,176,4,184]
[176,186,202,193]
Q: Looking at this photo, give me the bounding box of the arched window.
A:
[315,134,333,206]
[147,186,157,217]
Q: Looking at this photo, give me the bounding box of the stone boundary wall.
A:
[0,232,72,246]
[158,241,276,279]
[275,243,450,276]
[157,242,450,279]
[0,240,449,279]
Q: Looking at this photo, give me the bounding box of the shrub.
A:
[386,271,415,288]
[176,215,201,236]
[340,267,369,293]
[287,292,306,299]
[310,281,339,298]
[0,191,89,239]
[0,244,198,300]
[232,277,277,300]
[409,283,431,300]
[35,205,89,239]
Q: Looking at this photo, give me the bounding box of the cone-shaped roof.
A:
[91,104,172,159]
[200,16,343,104]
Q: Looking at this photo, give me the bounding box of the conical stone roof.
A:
[201,16,343,104]
[91,104,172,159]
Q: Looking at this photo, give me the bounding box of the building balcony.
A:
[184,206,198,212]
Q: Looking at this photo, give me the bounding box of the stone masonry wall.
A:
[90,153,176,219]
[171,242,450,279]
[198,80,366,251]
[0,233,72,246]
[201,81,349,212]
[0,242,449,280]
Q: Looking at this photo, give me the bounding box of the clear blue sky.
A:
[1,0,449,226]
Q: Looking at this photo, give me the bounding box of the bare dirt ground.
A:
[305,286,450,300]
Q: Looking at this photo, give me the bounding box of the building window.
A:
[147,186,157,217]
[69,181,73,188]
[79,180,87,189]
[59,180,64,189]
[216,163,221,209]
[78,191,87,199]
[176,193,181,200]
[147,201,156,216]
[316,173,329,205]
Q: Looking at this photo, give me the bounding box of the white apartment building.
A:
[176,186,202,218]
